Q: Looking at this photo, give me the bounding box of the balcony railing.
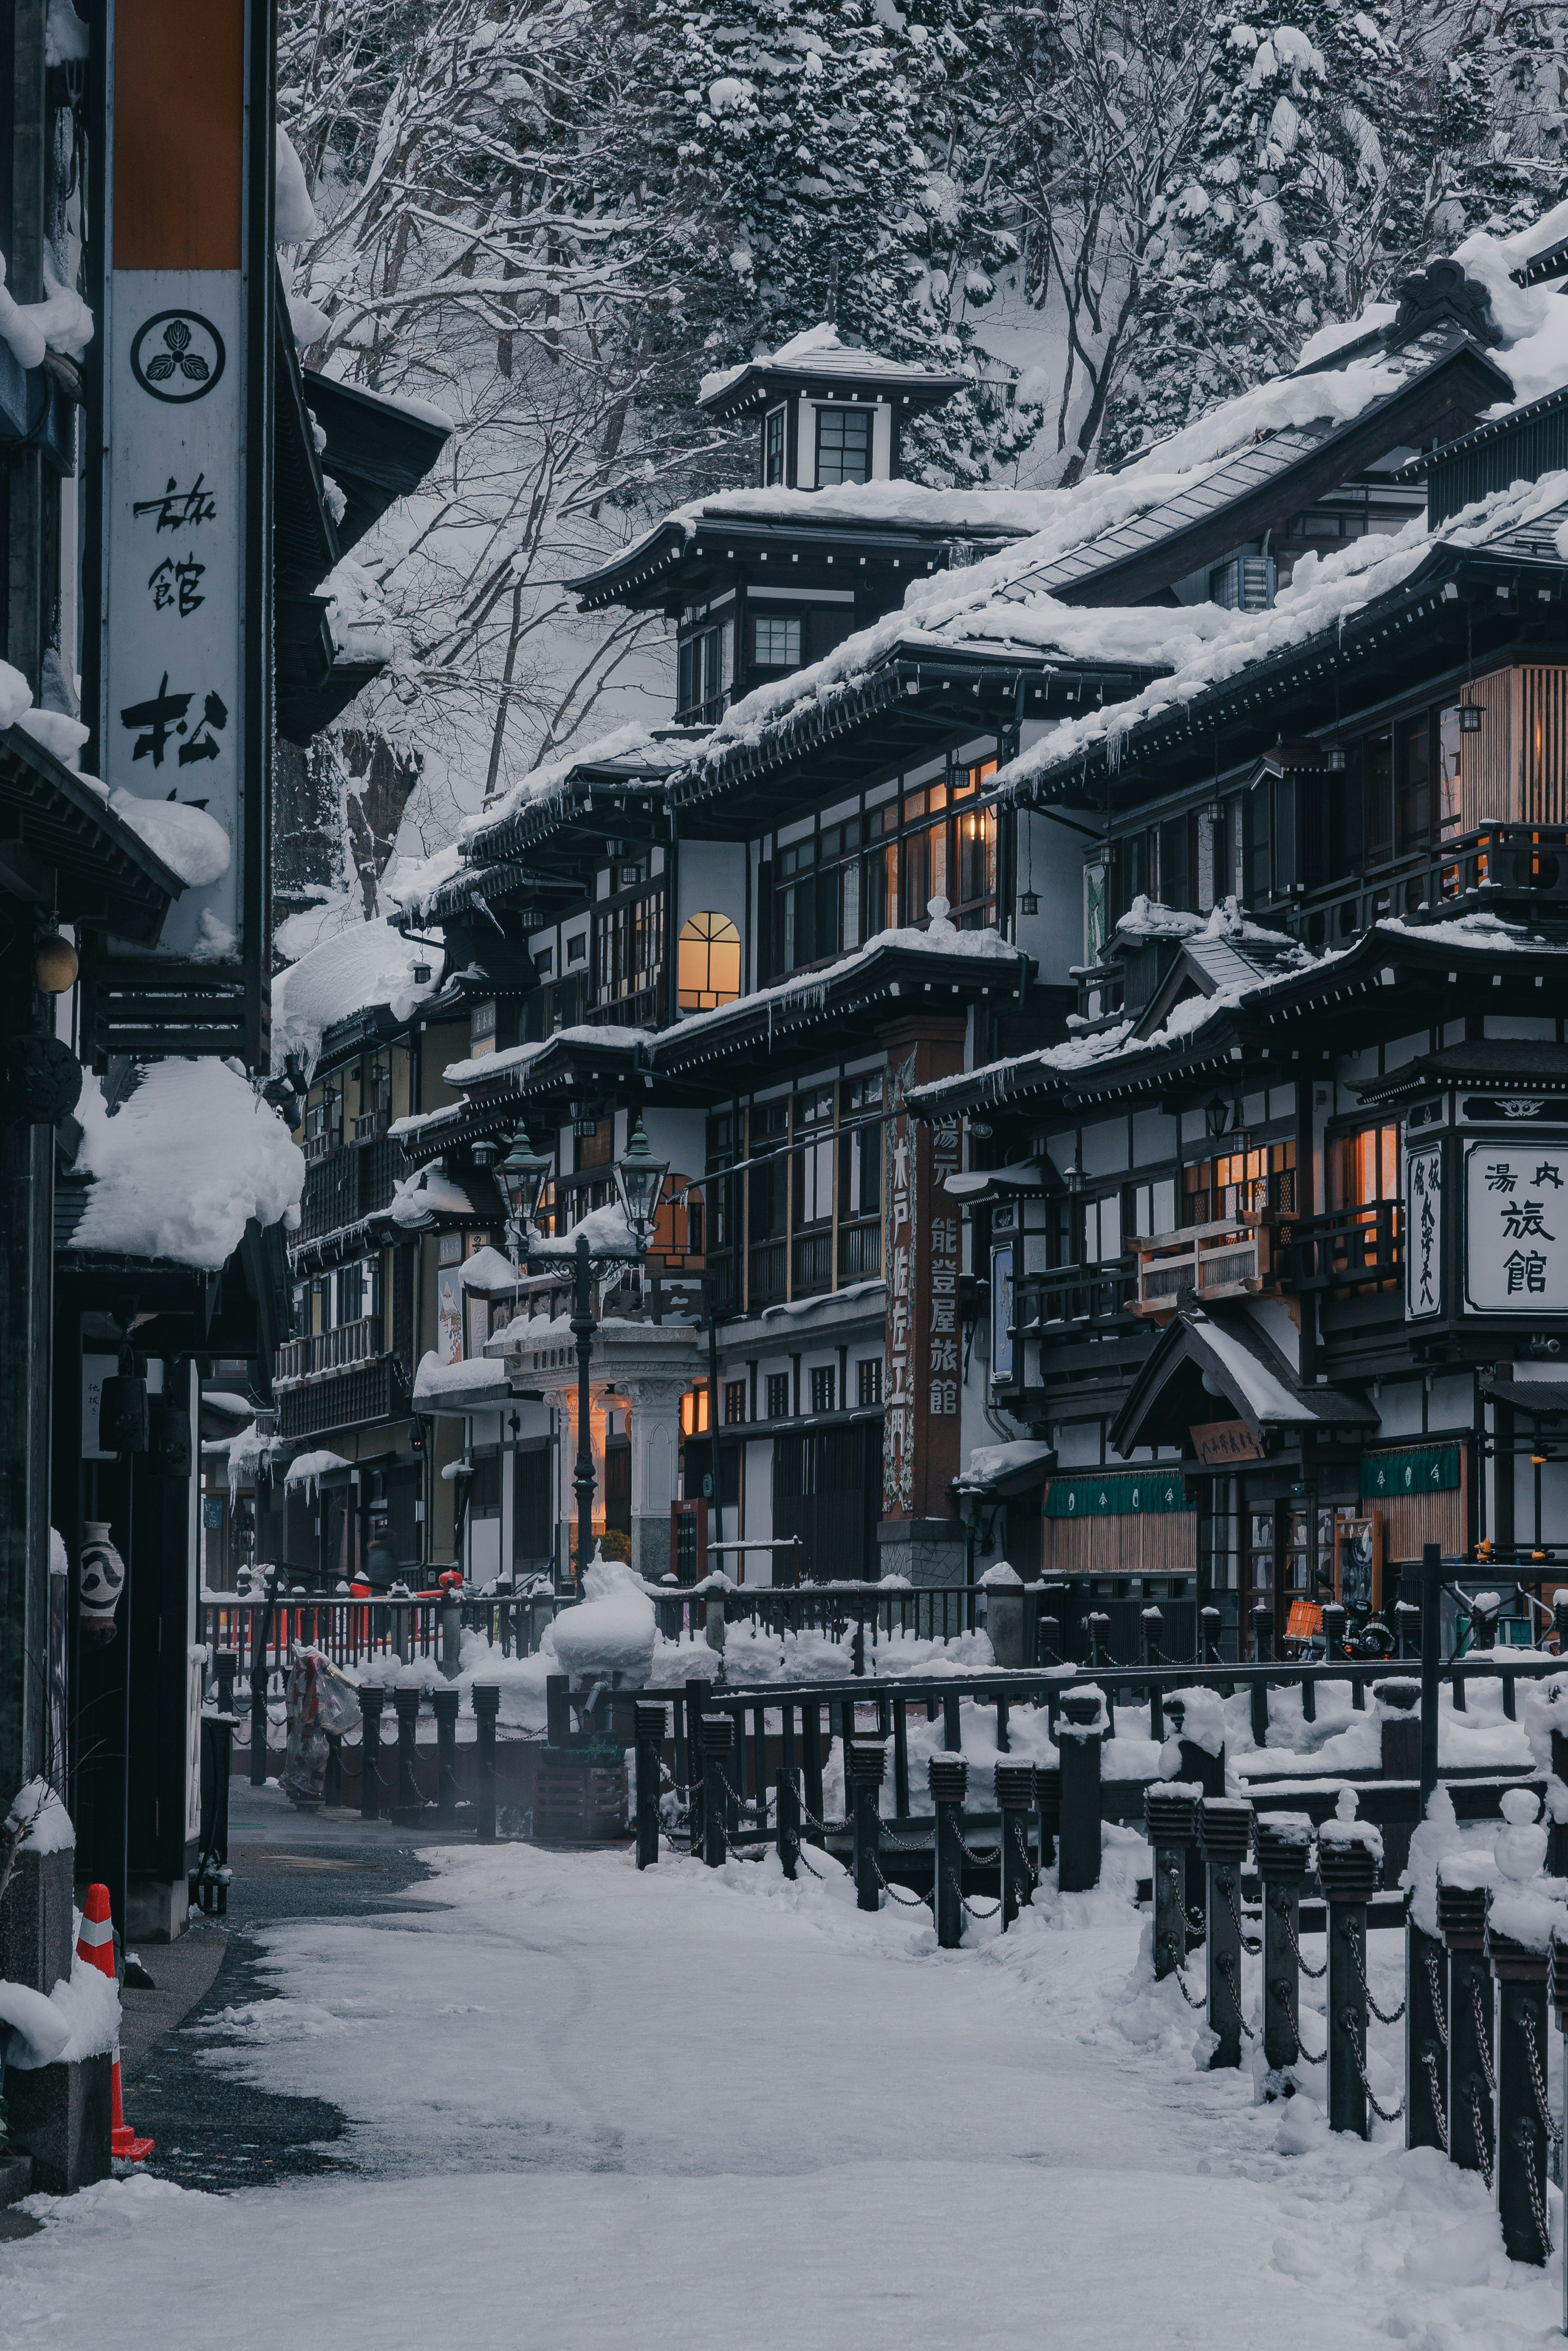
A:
[276,1352,401,1441]
[296,1136,405,1245]
[750,1241,787,1303]
[840,1219,882,1279]
[1130,1214,1277,1316]
[1017,1266,1138,1333]
[793,1231,832,1293]
[1277,1201,1401,1294]
[275,1314,381,1388]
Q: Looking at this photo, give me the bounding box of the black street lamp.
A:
[510,1115,669,1589]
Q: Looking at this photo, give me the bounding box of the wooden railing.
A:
[275,1314,381,1387]
[1277,1200,1401,1293]
[1016,1264,1136,1333]
[1130,1213,1276,1316]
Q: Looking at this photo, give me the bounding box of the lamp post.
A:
[499,1116,669,1590]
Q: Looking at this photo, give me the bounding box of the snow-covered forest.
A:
[276,0,1568,926]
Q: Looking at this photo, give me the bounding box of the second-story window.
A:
[676,618,733,723]
[793,1088,835,1227]
[841,1073,883,1219]
[594,884,665,1014]
[1082,1193,1122,1264]
[678,912,741,1010]
[816,406,872,486]
[753,613,801,668]
[1328,1124,1398,1211]
[764,404,786,485]
[1183,1139,1296,1224]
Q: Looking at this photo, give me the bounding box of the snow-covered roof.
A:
[698,323,963,408]
[272,915,443,1076]
[443,725,704,870]
[993,465,1568,806]
[953,1440,1056,1496]
[411,1351,511,1411]
[67,1061,304,1269]
[443,1023,654,1091]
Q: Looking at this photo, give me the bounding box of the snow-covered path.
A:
[2,1830,1561,2350]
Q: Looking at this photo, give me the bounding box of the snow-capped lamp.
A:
[614,1115,668,1246]
[500,1124,552,1246]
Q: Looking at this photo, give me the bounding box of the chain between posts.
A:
[1296,2018,1327,2066]
[1223,1880,1262,1958]
[1471,2085,1496,2189]
[946,1868,1001,1920]
[1347,1929,1406,2025]
[871,1852,933,1908]
[1528,2144,1555,2258]
[879,1822,935,1854]
[953,1825,1001,1867]
[1217,1952,1256,2038]
[1281,1905,1327,1981]
[1422,2050,1450,2152]
[1343,2012,1405,2123]
[1472,1980,1498,2095]
[1520,2011,1564,2147]
[1172,1963,1208,2011]
[1425,1950,1449,2048]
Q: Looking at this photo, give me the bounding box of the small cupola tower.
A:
[698,326,964,491]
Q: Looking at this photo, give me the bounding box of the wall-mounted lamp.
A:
[1204,1093,1231,1140]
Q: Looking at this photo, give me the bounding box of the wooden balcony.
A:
[1007,1264,1147,1388]
[275,1314,381,1389]
[276,1351,403,1441]
[1276,1202,1401,1294]
[1129,1214,1278,1317]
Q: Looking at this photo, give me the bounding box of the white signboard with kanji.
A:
[1463,1137,1568,1314]
[104,273,245,962]
[1404,1140,1443,1319]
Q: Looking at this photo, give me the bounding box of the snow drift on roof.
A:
[70,1060,304,1269]
[272,915,444,1076]
[698,322,954,404]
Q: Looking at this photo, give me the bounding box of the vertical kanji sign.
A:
[1404,1138,1443,1320]
[96,0,272,1061]
[881,1020,966,1522]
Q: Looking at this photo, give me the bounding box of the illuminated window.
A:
[679,1387,711,1436]
[677,911,742,1010]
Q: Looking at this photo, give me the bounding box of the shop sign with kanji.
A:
[1463,1138,1568,1314]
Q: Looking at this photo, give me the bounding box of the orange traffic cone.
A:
[77,1885,154,2166]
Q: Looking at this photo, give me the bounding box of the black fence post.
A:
[546,1673,573,1750]
[1142,1607,1165,1740]
[1320,1825,1380,2137]
[848,1740,886,1913]
[249,1639,271,1788]
[1489,1918,1552,2266]
[687,1677,710,1856]
[432,1686,460,1825]
[775,1768,801,1881]
[1145,1787,1201,1983]
[1166,1701,1225,1943]
[1200,1606,1222,1667]
[996,1762,1035,1928]
[1035,1764,1060,1877]
[1057,1693,1103,1893]
[1394,1601,1420,1663]
[392,1684,423,1823]
[1406,1911,1448,2153]
[1087,1610,1109,1671]
[1250,1601,1272,1745]
[1374,1678,1422,1883]
[1439,1869,1493,2175]
[1551,1928,1568,2330]
[358,1682,385,1820]
[323,1732,343,1809]
[472,1683,499,1841]
[942,1690,962,1754]
[700,1715,732,1868]
[930,1755,967,1950]
[1419,1542,1443,1808]
[1200,1799,1253,2069]
[1256,1816,1312,2072]
[634,1703,666,1869]
[802,1701,825,1847]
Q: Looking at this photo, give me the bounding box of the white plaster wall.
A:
[1012,811,1087,985]
[676,839,747,939]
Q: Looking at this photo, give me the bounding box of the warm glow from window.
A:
[680,1387,711,1436]
[678,912,742,1010]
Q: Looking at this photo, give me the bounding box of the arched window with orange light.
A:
[677,911,742,1010]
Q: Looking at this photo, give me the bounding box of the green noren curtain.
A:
[1360,1444,1461,1501]
[1045,1472,1192,1520]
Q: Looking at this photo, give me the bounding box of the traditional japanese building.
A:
[352,261,1563,1608]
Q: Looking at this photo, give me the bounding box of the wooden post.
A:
[472,1682,499,1842]
[1035,1764,1060,1875]
[996,1762,1036,1928]
[893,1696,910,1818]
[392,1684,422,1823]
[1406,1917,1449,2154]
[1145,1787,1201,1982]
[431,1686,459,1825]
[1057,1693,1102,1893]
[1489,1919,1552,2266]
[686,1676,709,1855]
[1439,1870,1493,2175]
[1321,1824,1381,2137]
[1200,1798,1254,2070]
[699,1714,732,1867]
[848,1740,886,1912]
[929,1755,967,1949]
[357,1682,385,1820]
[802,1701,825,1846]
[775,1768,800,1881]
[1418,1542,1442,1805]
[634,1703,666,1870]
[1255,1816,1311,2072]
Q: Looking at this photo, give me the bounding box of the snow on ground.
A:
[4,1824,1559,2350]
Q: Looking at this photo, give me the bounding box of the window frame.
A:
[814,404,873,487]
